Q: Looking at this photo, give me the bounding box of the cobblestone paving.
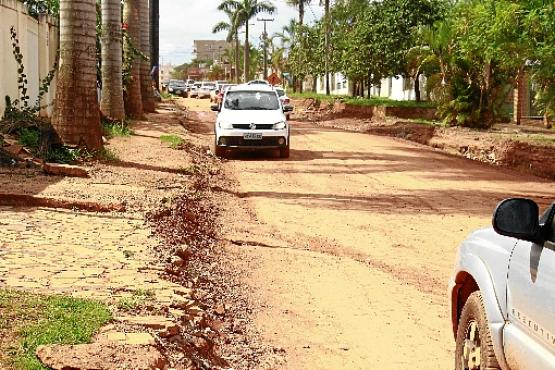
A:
[0,207,178,302]
[0,107,191,305]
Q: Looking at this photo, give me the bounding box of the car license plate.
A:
[243,133,263,140]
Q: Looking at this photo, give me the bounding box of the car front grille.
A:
[220,136,285,147]
[232,124,274,130]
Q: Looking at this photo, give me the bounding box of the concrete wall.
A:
[315,73,428,101]
[0,0,58,117]
[315,72,350,96]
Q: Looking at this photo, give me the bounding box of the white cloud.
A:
[159,0,324,65]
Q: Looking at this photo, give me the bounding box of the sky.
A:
[159,0,324,66]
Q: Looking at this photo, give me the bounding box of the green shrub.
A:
[160,134,184,149]
[102,119,133,138]
[17,127,40,149]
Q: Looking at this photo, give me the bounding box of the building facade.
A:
[193,40,230,62]
[0,0,59,117]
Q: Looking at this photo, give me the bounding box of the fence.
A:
[0,0,59,118]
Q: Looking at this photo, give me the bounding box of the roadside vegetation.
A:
[278,0,555,129]
[0,290,111,370]
[289,92,436,108]
[116,289,155,311]
[160,134,185,149]
[102,119,134,138]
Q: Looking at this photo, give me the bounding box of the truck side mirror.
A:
[493,198,541,243]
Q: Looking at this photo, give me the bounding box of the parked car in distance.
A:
[197,82,216,99]
[215,80,228,90]
[167,80,187,96]
[211,84,236,104]
[247,79,269,85]
[274,87,291,119]
[187,84,198,98]
[449,198,555,370]
[211,84,293,158]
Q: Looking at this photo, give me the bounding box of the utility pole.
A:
[257,18,274,80]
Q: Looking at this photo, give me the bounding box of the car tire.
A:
[455,291,500,370]
[279,145,290,159]
[215,144,226,158]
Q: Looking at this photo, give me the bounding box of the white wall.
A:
[313,73,428,101]
[376,75,427,101]
[315,73,350,96]
[0,0,58,117]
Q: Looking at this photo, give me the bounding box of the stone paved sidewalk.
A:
[0,207,177,303]
[0,103,201,368]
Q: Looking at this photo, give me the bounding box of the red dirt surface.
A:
[178,97,554,370]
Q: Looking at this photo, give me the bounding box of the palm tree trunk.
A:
[545,112,553,129]
[235,32,240,84]
[100,0,125,121]
[414,72,421,102]
[52,0,102,149]
[244,23,249,82]
[140,0,155,112]
[324,0,330,96]
[299,1,304,26]
[124,0,143,118]
[149,0,159,90]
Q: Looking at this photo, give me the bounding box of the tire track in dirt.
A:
[182,98,554,370]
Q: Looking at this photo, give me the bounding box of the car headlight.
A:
[273,121,287,130]
[218,121,233,129]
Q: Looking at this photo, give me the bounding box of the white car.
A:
[211,85,293,158]
[275,87,291,119]
[197,82,216,99]
[449,198,555,370]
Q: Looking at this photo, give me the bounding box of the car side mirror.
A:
[210,104,220,112]
[283,105,293,113]
[493,198,542,243]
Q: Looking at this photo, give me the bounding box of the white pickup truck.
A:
[449,198,555,370]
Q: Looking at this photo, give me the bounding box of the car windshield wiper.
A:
[243,107,275,110]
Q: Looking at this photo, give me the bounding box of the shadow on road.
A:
[217,187,552,217]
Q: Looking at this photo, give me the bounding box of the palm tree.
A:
[140,0,155,112]
[286,0,312,26]
[213,4,242,84]
[275,19,300,91]
[100,0,125,121]
[123,0,143,118]
[52,0,102,149]
[274,19,296,49]
[322,0,330,95]
[219,0,275,82]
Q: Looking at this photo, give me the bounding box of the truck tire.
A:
[455,291,500,370]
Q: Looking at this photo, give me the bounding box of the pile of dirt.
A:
[309,116,555,180]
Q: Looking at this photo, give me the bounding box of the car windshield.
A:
[224,91,280,111]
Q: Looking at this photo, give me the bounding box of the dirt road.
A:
[180,98,555,369]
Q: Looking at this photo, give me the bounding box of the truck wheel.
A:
[455,291,500,370]
[279,145,290,159]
